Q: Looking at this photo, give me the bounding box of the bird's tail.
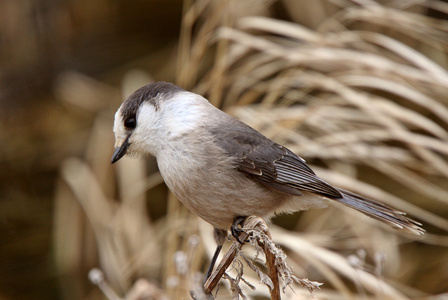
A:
[335,189,424,235]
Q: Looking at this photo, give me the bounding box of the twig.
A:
[203,216,281,299]
[257,231,281,299]
[202,231,247,294]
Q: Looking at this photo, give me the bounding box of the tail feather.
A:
[335,189,424,235]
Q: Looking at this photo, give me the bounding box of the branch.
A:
[203,216,280,299]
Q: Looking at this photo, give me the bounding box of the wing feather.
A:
[209,118,341,198]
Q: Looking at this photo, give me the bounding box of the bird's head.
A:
[111,81,210,163]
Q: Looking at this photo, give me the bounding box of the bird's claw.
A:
[231,216,248,244]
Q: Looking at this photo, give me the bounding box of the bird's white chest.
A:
[156,139,234,227]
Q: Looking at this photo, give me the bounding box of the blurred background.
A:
[1,0,448,299]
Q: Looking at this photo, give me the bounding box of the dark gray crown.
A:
[121,81,185,121]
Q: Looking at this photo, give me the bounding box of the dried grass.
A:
[54,0,448,299]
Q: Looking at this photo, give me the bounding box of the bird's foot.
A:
[231,216,248,244]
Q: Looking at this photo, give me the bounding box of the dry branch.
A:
[202,216,321,299]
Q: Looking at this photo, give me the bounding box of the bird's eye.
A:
[124,117,136,129]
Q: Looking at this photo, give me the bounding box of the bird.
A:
[111,81,423,283]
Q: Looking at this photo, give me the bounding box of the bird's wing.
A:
[209,119,342,198]
[210,118,424,235]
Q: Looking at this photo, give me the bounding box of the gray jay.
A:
[111,81,423,282]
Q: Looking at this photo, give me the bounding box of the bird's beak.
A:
[111,136,131,164]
